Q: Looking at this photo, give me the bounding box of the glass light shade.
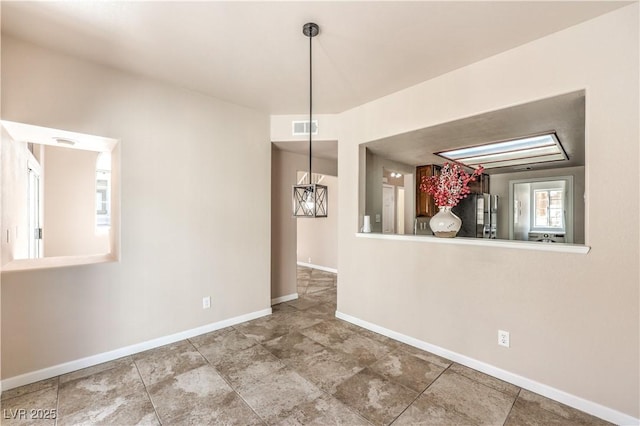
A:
[292,184,328,218]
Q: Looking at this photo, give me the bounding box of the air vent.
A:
[292,120,318,136]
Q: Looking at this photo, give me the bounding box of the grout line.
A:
[132,359,163,425]
[388,363,452,425]
[54,376,60,426]
[191,331,269,425]
[503,388,522,426]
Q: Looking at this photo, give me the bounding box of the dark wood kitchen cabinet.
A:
[468,172,490,194]
[415,164,441,217]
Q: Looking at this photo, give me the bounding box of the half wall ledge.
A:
[355,233,590,254]
[1,254,118,273]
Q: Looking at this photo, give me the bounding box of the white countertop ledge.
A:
[1,254,117,272]
[355,233,590,254]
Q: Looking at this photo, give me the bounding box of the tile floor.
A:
[1,267,611,425]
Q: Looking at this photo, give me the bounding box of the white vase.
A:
[429,206,462,238]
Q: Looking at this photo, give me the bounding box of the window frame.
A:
[532,187,565,232]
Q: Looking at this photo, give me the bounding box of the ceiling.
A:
[364,90,585,175]
[1,1,629,114]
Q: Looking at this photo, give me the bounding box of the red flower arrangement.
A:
[419,162,484,207]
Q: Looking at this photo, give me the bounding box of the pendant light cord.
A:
[308,29,313,186]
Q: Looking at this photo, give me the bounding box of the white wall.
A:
[1,36,271,379]
[337,5,638,421]
[43,145,110,257]
[296,174,338,270]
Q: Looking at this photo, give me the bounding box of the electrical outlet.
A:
[202,296,211,309]
[498,330,510,348]
[375,214,381,223]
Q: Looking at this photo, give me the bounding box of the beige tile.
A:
[449,363,520,397]
[133,340,207,386]
[57,391,158,426]
[59,356,132,384]
[333,368,418,425]
[0,387,58,426]
[147,364,234,424]
[195,329,259,365]
[338,322,404,352]
[277,394,371,426]
[330,333,394,366]
[187,326,235,348]
[395,369,516,426]
[304,303,337,319]
[282,310,325,331]
[300,319,357,347]
[234,316,291,342]
[170,391,264,425]
[285,296,320,311]
[272,303,298,314]
[513,389,611,425]
[370,351,446,392]
[237,368,323,424]
[1,377,58,401]
[394,344,453,369]
[215,344,286,388]
[306,284,335,295]
[57,362,146,421]
[132,339,193,358]
[287,347,364,394]
[263,331,326,361]
[393,399,476,425]
[304,289,336,304]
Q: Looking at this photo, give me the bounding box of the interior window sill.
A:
[355,232,590,254]
[1,253,118,273]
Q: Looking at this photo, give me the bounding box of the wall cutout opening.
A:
[359,90,585,245]
[1,120,120,271]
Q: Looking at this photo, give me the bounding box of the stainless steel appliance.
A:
[528,232,565,243]
[452,194,498,238]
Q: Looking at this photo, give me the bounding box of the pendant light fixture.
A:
[293,22,328,218]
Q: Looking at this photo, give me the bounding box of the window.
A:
[534,189,564,229]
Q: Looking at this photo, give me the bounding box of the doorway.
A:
[296,171,338,272]
[382,184,395,234]
[396,187,405,235]
[27,162,42,258]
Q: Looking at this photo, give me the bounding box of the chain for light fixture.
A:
[292,22,328,218]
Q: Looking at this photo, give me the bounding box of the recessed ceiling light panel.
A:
[436,132,567,169]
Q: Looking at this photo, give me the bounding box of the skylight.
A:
[437,132,568,169]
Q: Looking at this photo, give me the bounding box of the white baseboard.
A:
[1,307,272,392]
[271,293,298,305]
[297,262,337,274]
[335,311,639,426]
